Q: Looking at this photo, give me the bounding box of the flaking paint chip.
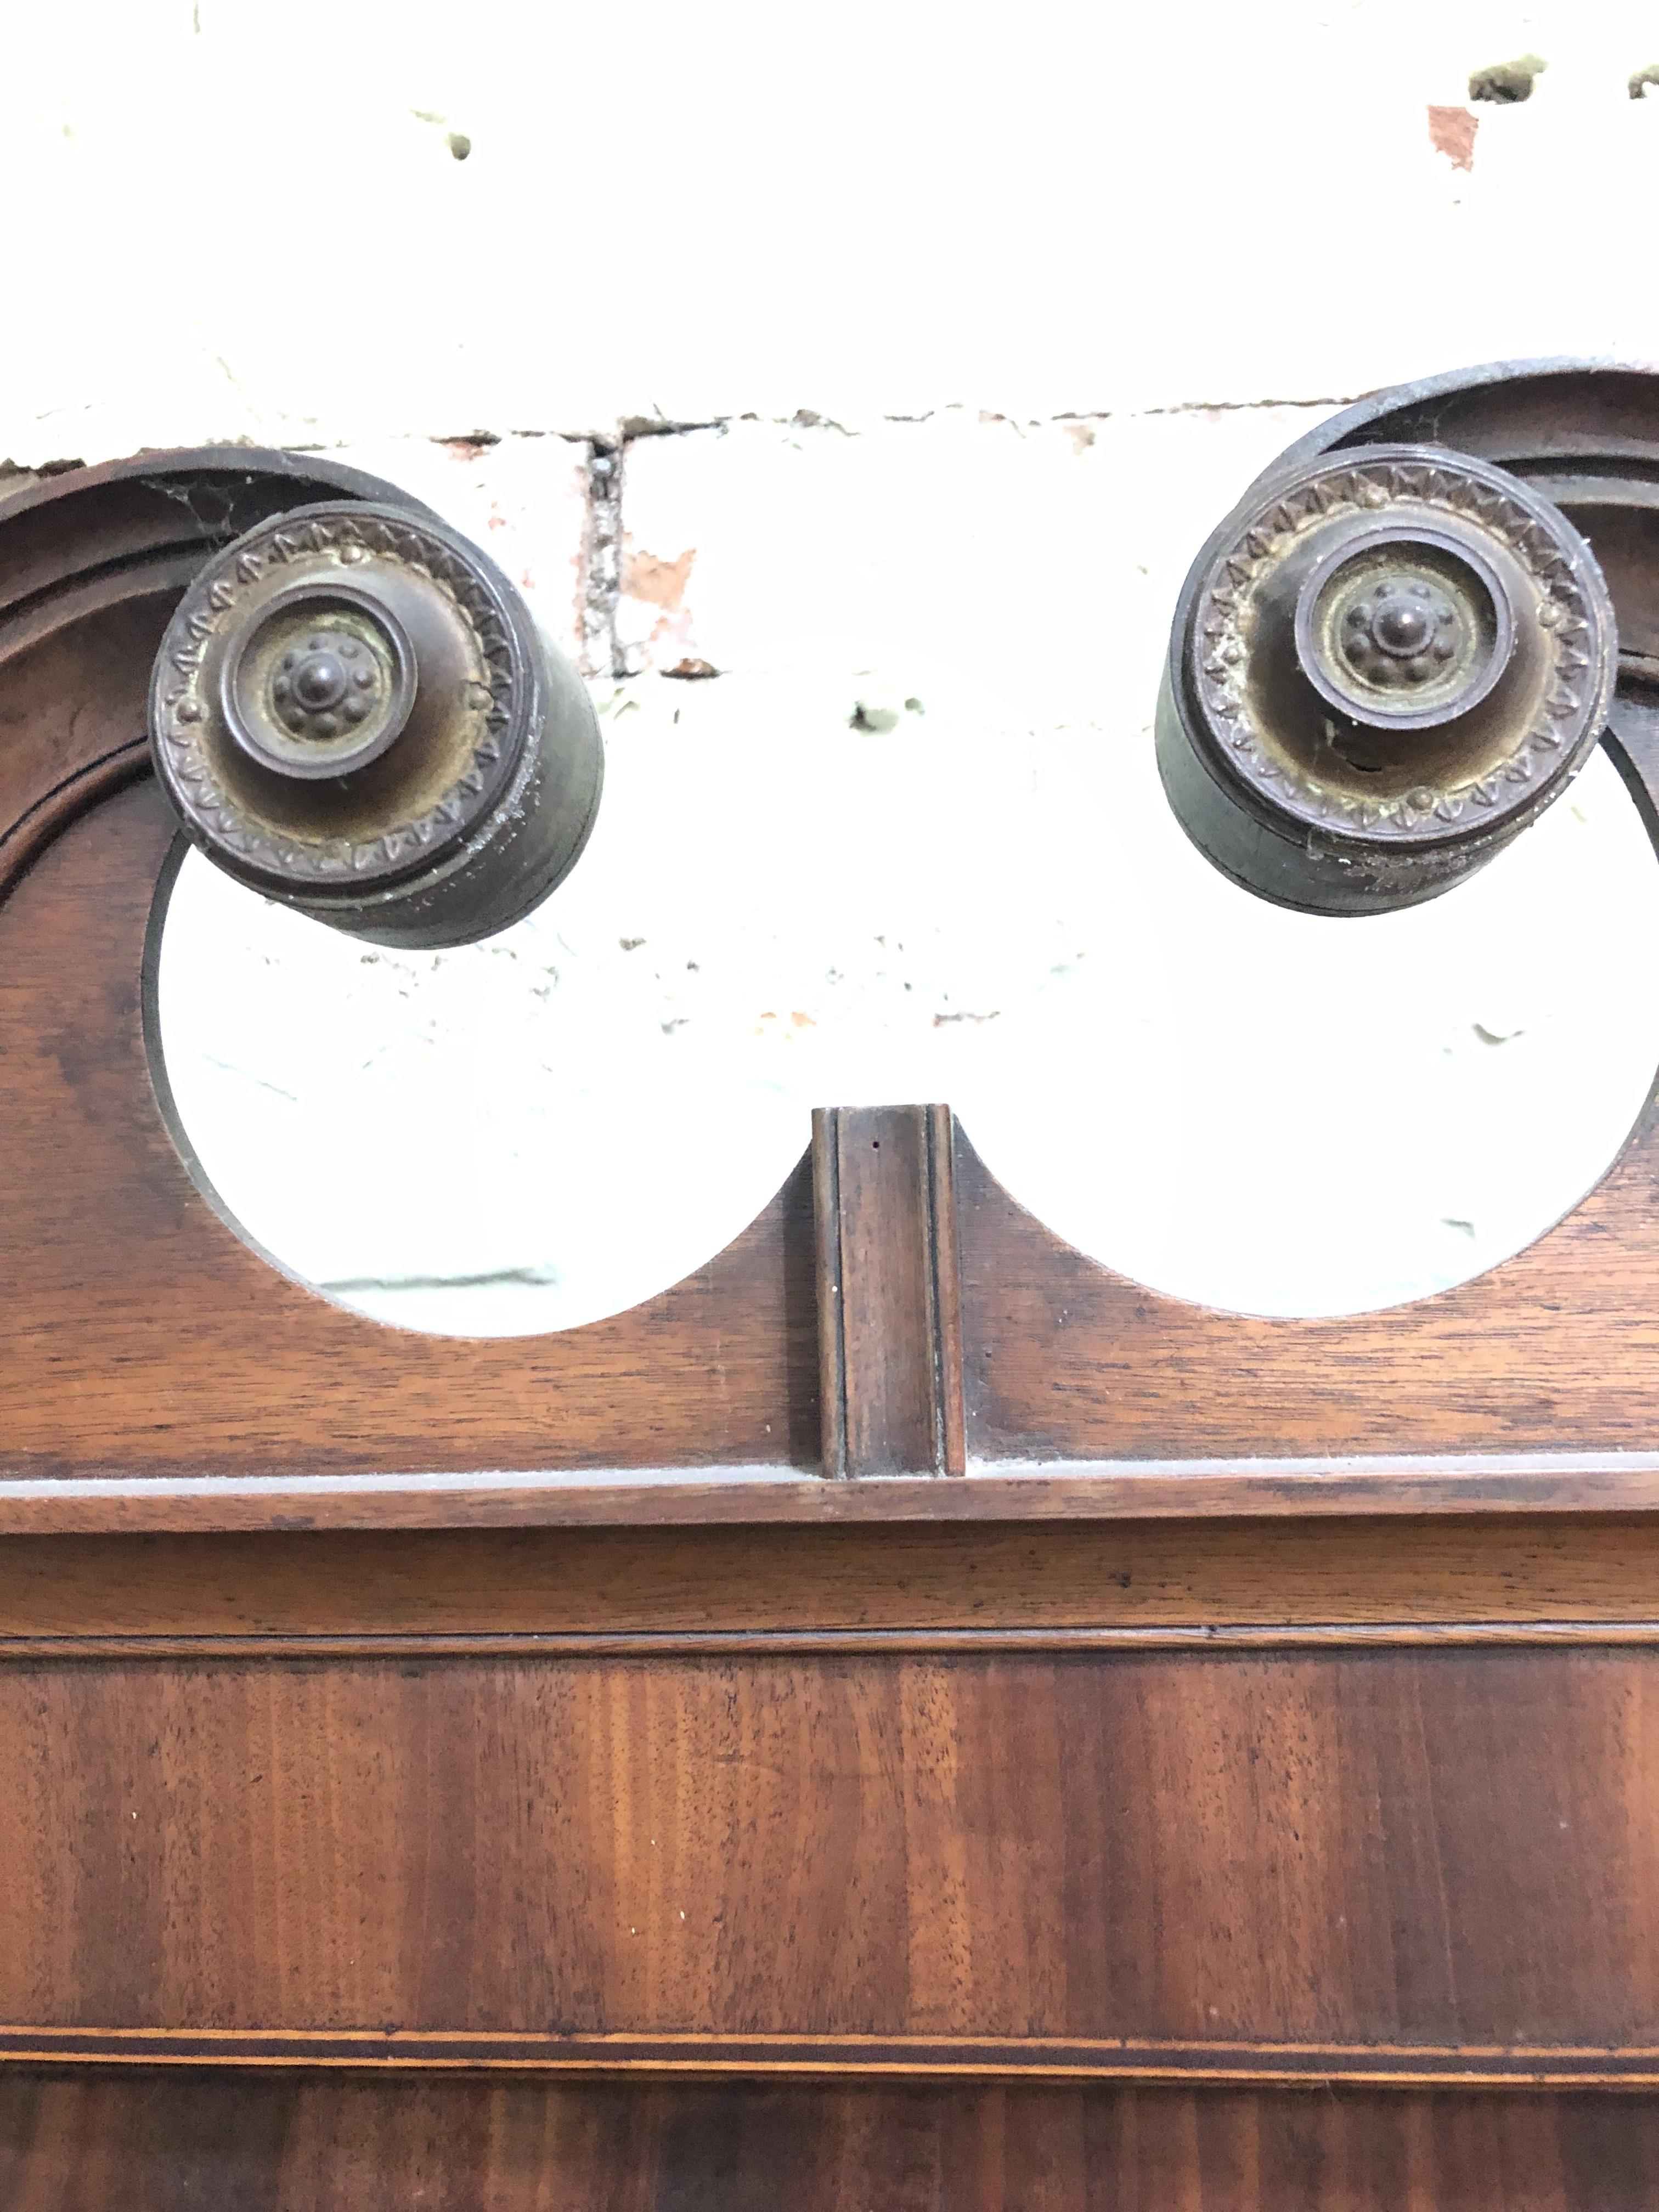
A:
[1427,104,1477,171]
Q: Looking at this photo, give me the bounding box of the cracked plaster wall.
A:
[22,0,1659,1327]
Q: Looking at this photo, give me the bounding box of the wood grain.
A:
[0,1647,1654,2067]
[3,1515,1659,1640]
[815,1105,965,1477]
[3,2025,1659,2085]
[14,1458,1659,1536]
[0,596,174,900]
[0,781,821,1479]
[3,2073,1655,2211]
[956,1092,1659,1462]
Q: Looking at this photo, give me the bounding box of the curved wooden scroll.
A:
[0,449,436,902]
[0,452,820,1507]
[951,364,1659,1468]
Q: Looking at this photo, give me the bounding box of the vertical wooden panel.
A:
[0,1649,1654,2056]
[814,1105,965,1477]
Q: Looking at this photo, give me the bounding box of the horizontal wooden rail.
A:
[5,1451,1659,1532]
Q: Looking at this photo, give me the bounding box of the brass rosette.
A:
[1158,443,1616,915]
[149,501,602,947]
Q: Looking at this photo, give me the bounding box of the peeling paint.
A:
[623,546,696,610]
[1427,104,1478,170]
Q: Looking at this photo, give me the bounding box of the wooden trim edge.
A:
[928,1104,967,1476]
[4,1622,1659,1661]
[811,1108,847,1479]
[9,1453,1659,1533]
[2,2027,1657,2086]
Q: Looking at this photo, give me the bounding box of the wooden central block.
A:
[813,1104,965,1478]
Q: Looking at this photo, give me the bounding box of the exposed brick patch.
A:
[622,546,696,610]
[1428,104,1478,171]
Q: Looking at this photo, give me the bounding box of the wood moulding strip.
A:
[7,1451,1659,1533]
[1,2025,1658,2087]
[5,1621,1659,1661]
[814,1104,966,1479]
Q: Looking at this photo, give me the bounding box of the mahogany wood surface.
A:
[5,2074,1655,2212]
[1,782,821,1481]
[815,1104,966,1479]
[0,1644,1652,2078]
[3,1515,1659,1639]
[957,1064,1659,1464]
[0,596,171,898]
[9,439,1659,2199]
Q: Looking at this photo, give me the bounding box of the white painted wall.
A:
[14,0,1659,1328]
[5,0,1659,454]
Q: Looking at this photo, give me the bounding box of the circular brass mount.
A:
[150,501,602,947]
[222,586,417,780]
[1156,443,1616,915]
